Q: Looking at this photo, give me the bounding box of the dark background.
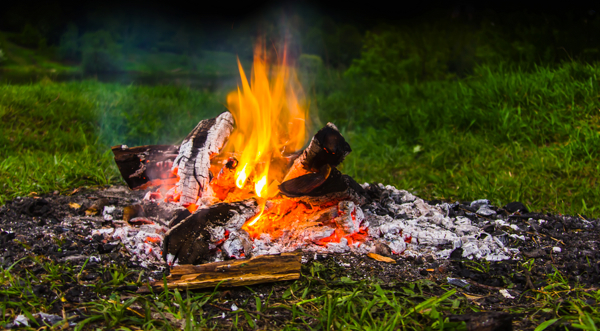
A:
[2,0,598,68]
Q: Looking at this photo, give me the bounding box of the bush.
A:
[59,23,80,61]
[11,23,45,49]
[81,30,122,73]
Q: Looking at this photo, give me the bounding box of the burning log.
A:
[163,199,258,265]
[283,122,351,182]
[173,112,235,205]
[154,252,301,290]
[279,123,367,205]
[111,145,180,190]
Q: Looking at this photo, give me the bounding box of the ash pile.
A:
[98,111,568,268]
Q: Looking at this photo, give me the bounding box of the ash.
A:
[94,183,535,267]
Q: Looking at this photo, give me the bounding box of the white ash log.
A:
[172,112,234,205]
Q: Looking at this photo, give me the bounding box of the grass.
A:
[1,55,600,329]
[0,80,227,204]
[0,32,76,74]
[2,254,600,330]
[318,61,600,217]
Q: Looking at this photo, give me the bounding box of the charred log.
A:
[283,123,351,182]
[154,252,301,290]
[163,199,258,265]
[111,145,180,190]
[172,112,235,205]
[281,168,368,205]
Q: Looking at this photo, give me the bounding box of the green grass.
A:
[2,58,600,329]
[2,255,600,330]
[0,80,227,203]
[319,61,600,217]
[0,32,76,74]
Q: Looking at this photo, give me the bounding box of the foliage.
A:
[81,30,122,73]
[58,23,80,61]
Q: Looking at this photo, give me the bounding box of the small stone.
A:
[14,315,29,327]
[476,205,496,217]
[504,202,528,213]
[470,199,490,209]
[552,247,562,253]
[231,303,238,311]
[373,242,392,257]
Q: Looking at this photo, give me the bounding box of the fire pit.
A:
[102,42,520,281]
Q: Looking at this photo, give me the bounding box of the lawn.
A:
[1,59,599,329]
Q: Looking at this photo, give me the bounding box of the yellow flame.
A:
[236,163,249,189]
[247,204,265,227]
[255,175,268,197]
[225,40,308,202]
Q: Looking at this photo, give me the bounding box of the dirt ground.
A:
[1,185,598,329]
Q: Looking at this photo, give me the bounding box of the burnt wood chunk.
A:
[111,145,180,190]
[283,123,351,182]
[287,168,368,205]
[279,164,331,196]
[163,199,258,265]
[173,111,235,205]
[154,252,301,290]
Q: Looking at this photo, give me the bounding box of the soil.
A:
[1,185,598,330]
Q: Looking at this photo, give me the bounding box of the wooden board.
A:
[155,252,302,290]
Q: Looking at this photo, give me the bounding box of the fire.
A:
[224,40,308,224]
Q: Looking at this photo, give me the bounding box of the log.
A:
[280,167,368,205]
[111,144,180,190]
[163,199,258,265]
[154,252,301,290]
[173,112,235,205]
[282,122,351,182]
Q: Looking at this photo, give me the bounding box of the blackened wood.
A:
[282,168,368,205]
[278,164,331,196]
[111,145,180,190]
[163,199,258,265]
[173,112,234,205]
[155,252,301,289]
[284,123,351,182]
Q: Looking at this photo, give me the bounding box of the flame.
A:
[225,40,308,225]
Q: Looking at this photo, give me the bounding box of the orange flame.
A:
[225,40,308,226]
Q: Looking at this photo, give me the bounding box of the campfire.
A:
[109,42,515,281]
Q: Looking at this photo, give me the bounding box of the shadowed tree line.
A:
[1,4,600,77]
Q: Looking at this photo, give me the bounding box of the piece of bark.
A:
[154,252,301,290]
[163,199,258,265]
[112,144,180,189]
[283,123,351,182]
[173,112,235,205]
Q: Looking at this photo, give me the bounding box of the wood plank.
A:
[154,252,301,290]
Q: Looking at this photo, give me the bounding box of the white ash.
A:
[99,183,532,266]
[91,217,168,268]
